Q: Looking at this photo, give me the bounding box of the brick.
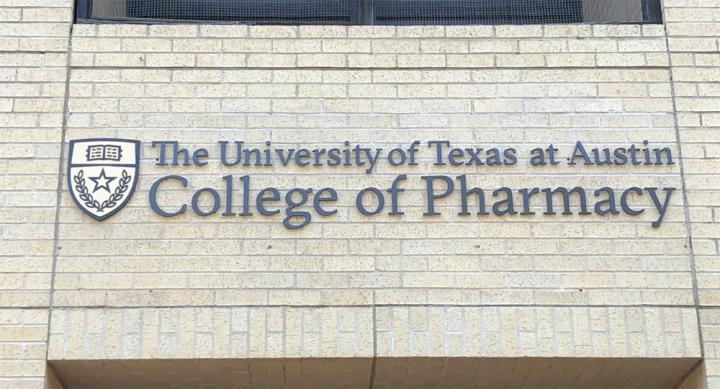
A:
[1,4,719,387]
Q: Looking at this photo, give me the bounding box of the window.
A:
[76,0,663,25]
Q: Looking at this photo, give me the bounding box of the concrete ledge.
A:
[49,357,699,388]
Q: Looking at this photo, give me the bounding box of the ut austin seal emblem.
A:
[67,138,140,221]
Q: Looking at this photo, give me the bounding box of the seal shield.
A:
[67,138,140,221]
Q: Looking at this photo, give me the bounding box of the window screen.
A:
[373,0,583,25]
[77,0,663,25]
[126,0,355,24]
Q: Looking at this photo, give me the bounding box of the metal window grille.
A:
[76,0,663,25]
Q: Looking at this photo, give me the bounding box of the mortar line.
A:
[37,303,700,310]
[67,65,672,71]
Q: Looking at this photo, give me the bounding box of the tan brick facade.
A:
[665,0,720,387]
[0,0,718,387]
[0,0,72,388]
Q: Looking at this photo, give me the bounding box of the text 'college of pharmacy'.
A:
[149,140,677,229]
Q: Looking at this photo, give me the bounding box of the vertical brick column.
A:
[665,0,720,386]
[0,1,72,388]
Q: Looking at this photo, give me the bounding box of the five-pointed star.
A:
[89,168,116,193]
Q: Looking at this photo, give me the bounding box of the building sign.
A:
[67,138,677,229]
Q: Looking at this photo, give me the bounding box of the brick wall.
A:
[0,0,72,388]
[46,22,701,369]
[664,0,720,386]
[1,2,718,387]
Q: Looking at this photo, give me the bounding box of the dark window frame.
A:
[75,0,91,21]
[75,0,663,25]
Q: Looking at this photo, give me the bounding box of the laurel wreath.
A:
[73,170,131,213]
